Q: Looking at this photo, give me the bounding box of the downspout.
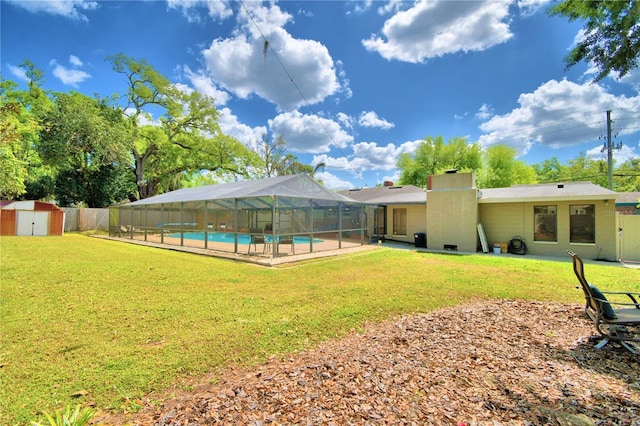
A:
[204,201,209,250]
[180,202,184,246]
[160,204,164,244]
[144,205,148,241]
[338,201,343,249]
[271,195,277,259]
[233,198,238,253]
[309,198,314,253]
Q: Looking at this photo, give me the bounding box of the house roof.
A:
[616,192,640,205]
[478,181,617,204]
[338,185,426,205]
[123,174,357,207]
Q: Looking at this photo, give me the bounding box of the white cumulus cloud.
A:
[6,0,98,21]
[362,0,513,63]
[358,111,394,130]
[314,171,354,190]
[477,79,640,156]
[181,65,230,106]
[69,55,83,67]
[269,111,353,154]
[218,107,266,148]
[6,64,27,81]
[312,138,423,182]
[475,104,493,120]
[166,0,233,23]
[50,58,91,87]
[200,2,342,111]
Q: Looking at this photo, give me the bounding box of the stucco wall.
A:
[426,173,478,252]
[479,200,618,260]
[427,187,478,252]
[385,204,426,244]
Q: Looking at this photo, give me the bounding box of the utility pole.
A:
[604,110,622,190]
[606,110,613,190]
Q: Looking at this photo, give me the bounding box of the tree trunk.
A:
[133,145,157,199]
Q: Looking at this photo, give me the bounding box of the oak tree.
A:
[109,54,251,199]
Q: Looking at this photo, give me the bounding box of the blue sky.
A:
[3,0,640,190]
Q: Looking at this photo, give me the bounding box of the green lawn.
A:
[1,234,638,425]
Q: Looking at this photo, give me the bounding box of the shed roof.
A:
[0,200,63,211]
[479,181,617,204]
[338,185,426,205]
[124,174,356,207]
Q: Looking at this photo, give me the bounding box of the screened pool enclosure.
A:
[109,174,370,257]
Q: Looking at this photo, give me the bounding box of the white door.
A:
[16,211,49,236]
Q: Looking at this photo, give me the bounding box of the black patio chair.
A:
[567,250,640,354]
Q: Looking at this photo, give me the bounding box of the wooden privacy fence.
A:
[61,208,109,232]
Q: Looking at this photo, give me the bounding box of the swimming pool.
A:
[168,232,322,245]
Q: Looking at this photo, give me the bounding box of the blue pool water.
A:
[169,232,322,245]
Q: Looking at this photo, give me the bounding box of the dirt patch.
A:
[95,300,640,425]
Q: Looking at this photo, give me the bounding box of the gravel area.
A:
[96,300,640,425]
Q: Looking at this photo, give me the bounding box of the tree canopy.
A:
[108,54,255,200]
[0,74,53,200]
[549,0,640,81]
[477,144,536,188]
[249,132,321,179]
[37,91,134,206]
[397,136,482,188]
[395,136,640,192]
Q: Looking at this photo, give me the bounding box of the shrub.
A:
[31,405,95,426]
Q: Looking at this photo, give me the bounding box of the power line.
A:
[238,0,361,178]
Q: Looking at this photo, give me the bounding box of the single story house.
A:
[107,172,636,263]
[343,172,629,261]
[338,182,427,245]
[477,179,619,260]
[426,172,623,261]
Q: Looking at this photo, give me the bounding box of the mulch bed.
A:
[96,300,640,425]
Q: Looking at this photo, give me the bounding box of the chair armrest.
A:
[598,290,640,307]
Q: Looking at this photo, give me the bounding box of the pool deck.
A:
[96,234,378,267]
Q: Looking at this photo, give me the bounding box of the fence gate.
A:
[619,214,640,263]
